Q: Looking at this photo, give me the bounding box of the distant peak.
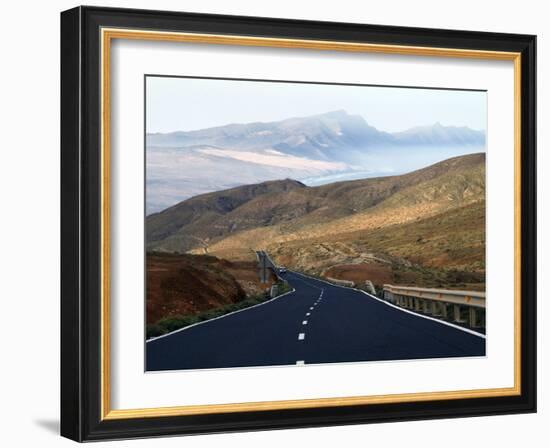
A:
[317,110,369,126]
[264,178,306,188]
[322,109,349,117]
[286,178,307,187]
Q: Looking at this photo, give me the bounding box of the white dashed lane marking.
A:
[295,290,324,364]
[296,288,323,363]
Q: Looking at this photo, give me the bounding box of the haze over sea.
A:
[146,76,486,215]
[301,144,485,186]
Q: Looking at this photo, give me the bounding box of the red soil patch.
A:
[323,263,392,287]
[147,253,275,324]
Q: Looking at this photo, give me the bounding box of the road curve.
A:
[146,271,485,371]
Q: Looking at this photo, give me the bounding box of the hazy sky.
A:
[146,76,487,134]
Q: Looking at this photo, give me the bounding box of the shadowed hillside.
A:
[148,153,485,254]
[147,179,306,252]
[146,153,485,290]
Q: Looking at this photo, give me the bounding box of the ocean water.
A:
[301,145,485,187]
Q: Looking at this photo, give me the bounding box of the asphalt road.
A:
[146,271,485,371]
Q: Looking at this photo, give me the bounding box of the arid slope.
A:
[147,153,486,290]
[206,154,485,262]
[149,154,484,255]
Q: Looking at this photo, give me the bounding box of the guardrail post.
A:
[453,305,465,323]
[469,308,478,327]
[431,301,442,316]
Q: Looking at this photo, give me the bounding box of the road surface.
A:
[146,271,485,371]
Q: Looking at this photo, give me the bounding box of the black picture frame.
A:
[61,5,536,442]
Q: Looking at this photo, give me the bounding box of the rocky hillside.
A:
[148,153,484,249]
[146,153,485,289]
[147,178,306,252]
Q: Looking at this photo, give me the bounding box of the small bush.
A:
[276,281,292,295]
[156,315,199,333]
[146,324,165,339]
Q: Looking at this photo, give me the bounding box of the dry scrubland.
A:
[204,154,485,290]
[270,200,485,291]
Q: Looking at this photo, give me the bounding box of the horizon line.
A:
[146,109,487,136]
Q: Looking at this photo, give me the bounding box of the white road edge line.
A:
[290,271,486,339]
[298,333,305,340]
[146,288,297,343]
[356,290,487,339]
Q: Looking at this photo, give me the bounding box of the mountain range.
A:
[148,110,484,157]
[146,110,485,214]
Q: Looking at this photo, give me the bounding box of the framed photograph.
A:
[60,6,536,441]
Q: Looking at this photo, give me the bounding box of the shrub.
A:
[276,281,292,295]
[157,315,199,333]
[146,324,165,339]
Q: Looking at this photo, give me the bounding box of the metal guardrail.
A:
[382,284,485,329]
[325,276,355,288]
[324,277,376,295]
[256,250,283,282]
[364,280,376,295]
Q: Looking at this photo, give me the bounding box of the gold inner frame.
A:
[100,27,522,421]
